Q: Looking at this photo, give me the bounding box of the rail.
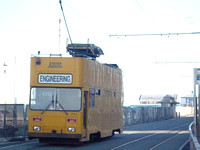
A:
[189,122,200,150]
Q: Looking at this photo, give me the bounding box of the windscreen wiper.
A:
[41,95,54,114]
[56,93,68,115]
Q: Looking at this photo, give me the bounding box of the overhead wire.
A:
[109,32,200,37]
[109,31,200,64]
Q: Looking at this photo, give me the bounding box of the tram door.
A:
[83,91,88,138]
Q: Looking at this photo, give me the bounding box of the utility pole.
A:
[194,68,200,137]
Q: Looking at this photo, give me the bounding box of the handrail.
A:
[189,122,200,150]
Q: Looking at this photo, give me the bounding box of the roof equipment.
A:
[67,43,104,60]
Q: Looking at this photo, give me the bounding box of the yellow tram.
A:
[28,44,123,143]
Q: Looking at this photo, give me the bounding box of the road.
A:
[0,117,193,150]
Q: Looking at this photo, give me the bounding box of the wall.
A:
[123,106,175,127]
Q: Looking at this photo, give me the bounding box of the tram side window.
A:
[95,89,101,96]
[114,91,117,98]
[89,89,95,108]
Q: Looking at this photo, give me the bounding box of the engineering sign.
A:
[38,74,72,84]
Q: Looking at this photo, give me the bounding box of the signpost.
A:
[194,68,200,137]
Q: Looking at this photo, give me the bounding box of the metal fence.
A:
[0,104,28,140]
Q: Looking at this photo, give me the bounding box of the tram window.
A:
[95,89,101,96]
[31,100,36,105]
[114,92,117,98]
[57,88,81,111]
[89,93,95,108]
[30,87,81,111]
[89,89,95,108]
[83,91,88,129]
[30,87,54,110]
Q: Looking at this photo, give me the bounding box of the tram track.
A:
[149,130,188,150]
[111,121,191,150]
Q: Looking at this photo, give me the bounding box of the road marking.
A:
[111,122,190,150]
[0,140,38,150]
[149,130,188,150]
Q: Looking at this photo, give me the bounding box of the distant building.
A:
[158,95,179,107]
[180,95,194,107]
[139,94,178,105]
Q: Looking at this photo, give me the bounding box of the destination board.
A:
[38,74,72,84]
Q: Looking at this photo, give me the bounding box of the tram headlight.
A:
[68,127,76,132]
[33,126,41,131]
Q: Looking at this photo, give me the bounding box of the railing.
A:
[189,122,200,150]
[0,104,28,141]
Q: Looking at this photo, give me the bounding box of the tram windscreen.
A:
[30,87,81,111]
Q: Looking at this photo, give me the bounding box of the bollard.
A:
[179,112,180,118]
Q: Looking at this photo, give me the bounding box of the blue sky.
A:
[0,0,200,105]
